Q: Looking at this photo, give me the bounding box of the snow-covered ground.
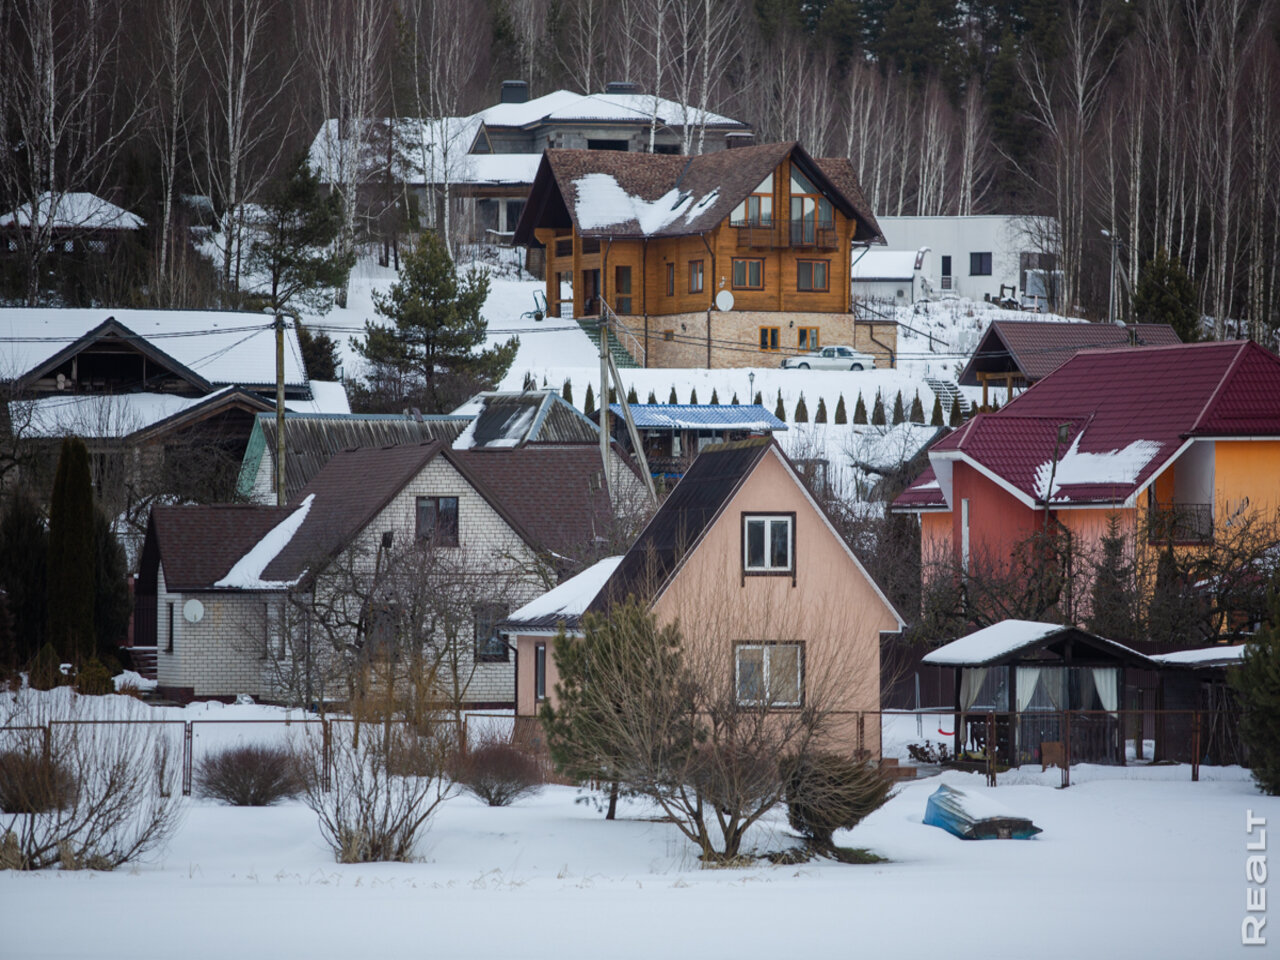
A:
[1,692,1267,960]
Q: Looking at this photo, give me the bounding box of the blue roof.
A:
[606,403,787,431]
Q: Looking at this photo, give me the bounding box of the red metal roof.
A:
[957,320,1183,386]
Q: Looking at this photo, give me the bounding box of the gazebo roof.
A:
[922,620,1155,667]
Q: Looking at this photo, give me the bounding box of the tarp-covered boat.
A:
[923,784,1042,840]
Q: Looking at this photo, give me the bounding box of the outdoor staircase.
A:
[126,645,158,681]
[577,316,640,368]
[924,376,969,419]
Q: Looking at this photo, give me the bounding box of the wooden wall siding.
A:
[536,157,861,321]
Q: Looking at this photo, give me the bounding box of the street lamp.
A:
[748,371,755,405]
[1101,229,1121,327]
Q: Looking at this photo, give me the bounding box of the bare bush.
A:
[195,744,303,806]
[0,750,78,814]
[785,753,894,851]
[296,719,453,863]
[452,739,543,807]
[0,692,184,870]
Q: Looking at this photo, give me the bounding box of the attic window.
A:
[731,174,773,225]
[743,513,794,575]
[416,496,459,546]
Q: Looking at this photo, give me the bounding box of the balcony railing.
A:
[1147,502,1214,544]
[731,219,838,250]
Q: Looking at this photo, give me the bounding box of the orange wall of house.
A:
[950,463,1040,564]
[651,448,898,757]
[1215,440,1280,513]
[920,511,952,562]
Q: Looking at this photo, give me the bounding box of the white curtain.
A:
[1041,668,1064,710]
[959,667,988,712]
[1093,667,1119,713]
[1016,667,1041,712]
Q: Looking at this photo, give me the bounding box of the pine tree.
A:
[584,382,595,416]
[1233,587,1280,794]
[356,230,517,412]
[709,388,719,405]
[753,390,763,406]
[794,393,809,422]
[1086,515,1137,642]
[626,385,639,404]
[731,392,739,405]
[668,385,679,404]
[647,390,657,404]
[608,385,617,404]
[295,320,341,381]
[93,510,131,657]
[853,394,868,424]
[774,390,786,422]
[522,371,536,391]
[930,393,944,426]
[871,392,886,426]
[562,379,573,404]
[689,387,698,404]
[815,397,828,423]
[892,391,906,424]
[834,394,847,424]
[47,437,95,662]
[1133,247,1200,342]
[949,397,963,426]
[909,391,925,424]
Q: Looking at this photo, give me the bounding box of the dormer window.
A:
[732,174,773,225]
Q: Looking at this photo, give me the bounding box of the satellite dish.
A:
[182,598,205,624]
[715,289,735,312]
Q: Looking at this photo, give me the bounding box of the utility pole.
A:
[1102,229,1120,327]
[275,313,287,506]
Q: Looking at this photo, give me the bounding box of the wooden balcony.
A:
[731,219,838,250]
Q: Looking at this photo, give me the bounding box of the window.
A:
[416,496,459,546]
[797,260,829,292]
[666,263,675,296]
[263,603,284,659]
[731,173,774,225]
[941,255,952,276]
[731,258,764,289]
[166,602,174,653]
[789,168,833,245]
[798,327,819,350]
[759,326,779,351]
[474,603,510,663]
[534,643,547,700]
[689,260,704,294]
[614,266,633,314]
[735,643,803,707]
[743,513,794,574]
[970,252,992,276]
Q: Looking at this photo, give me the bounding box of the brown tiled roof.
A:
[148,504,296,590]
[958,320,1183,386]
[516,142,882,243]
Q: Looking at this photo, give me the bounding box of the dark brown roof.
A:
[147,503,295,591]
[588,438,772,612]
[958,320,1183,386]
[515,142,883,244]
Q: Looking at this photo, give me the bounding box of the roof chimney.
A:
[604,80,641,95]
[724,131,755,149]
[500,80,529,104]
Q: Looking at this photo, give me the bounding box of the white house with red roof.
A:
[892,340,1280,584]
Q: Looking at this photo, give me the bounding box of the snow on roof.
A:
[572,173,719,235]
[214,494,315,589]
[0,309,307,387]
[477,90,742,129]
[852,249,919,280]
[505,556,624,627]
[1033,433,1164,501]
[922,620,1070,665]
[0,192,145,230]
[17,391,221,439]
[607,403,787,432]
[287,380,351,416]
[1151,645,1247,668]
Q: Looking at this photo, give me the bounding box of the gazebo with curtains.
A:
[923,620,1157,767]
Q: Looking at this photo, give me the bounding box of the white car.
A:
[781,345,877,371]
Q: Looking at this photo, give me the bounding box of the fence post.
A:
[1191,711,1201,783]
[182,722,193,797]
[985,712,997,787]
[1061,711,1071,789]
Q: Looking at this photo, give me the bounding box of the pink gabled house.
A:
[504,437,904,757]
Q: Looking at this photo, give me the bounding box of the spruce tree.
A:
[295,320,342,381]
[584,382,595,416]
[834,394,847,424]
[47,437,95,662]
[93,510,131,657]
[608,385,617,404]
[1133,247,1200,342]
[689,387,698,404]
[710,388,720,405]
[815,397,828,423]
[731,392,739,405]
[626,385,639,404]
[1087,515,1136,642]
[892,391,906,424]
[909,391,925,424]
[0,491,48,665]
[871,392,886,426]
[522,371,535,391]
[794,394,809,422]
[1233,587,1280,794]
[562,379,573,404]
[930,393,944,426]
[668,385,679,404]
[853,394,867,424]
[949,397,963,426]
[774,390,786,422]
[647,390,657,404]
[753,390,763,406]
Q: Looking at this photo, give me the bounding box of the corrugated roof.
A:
[606,403,787,431]
[958,320,1183,386]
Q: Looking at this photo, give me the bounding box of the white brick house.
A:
[137,440,640,703]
